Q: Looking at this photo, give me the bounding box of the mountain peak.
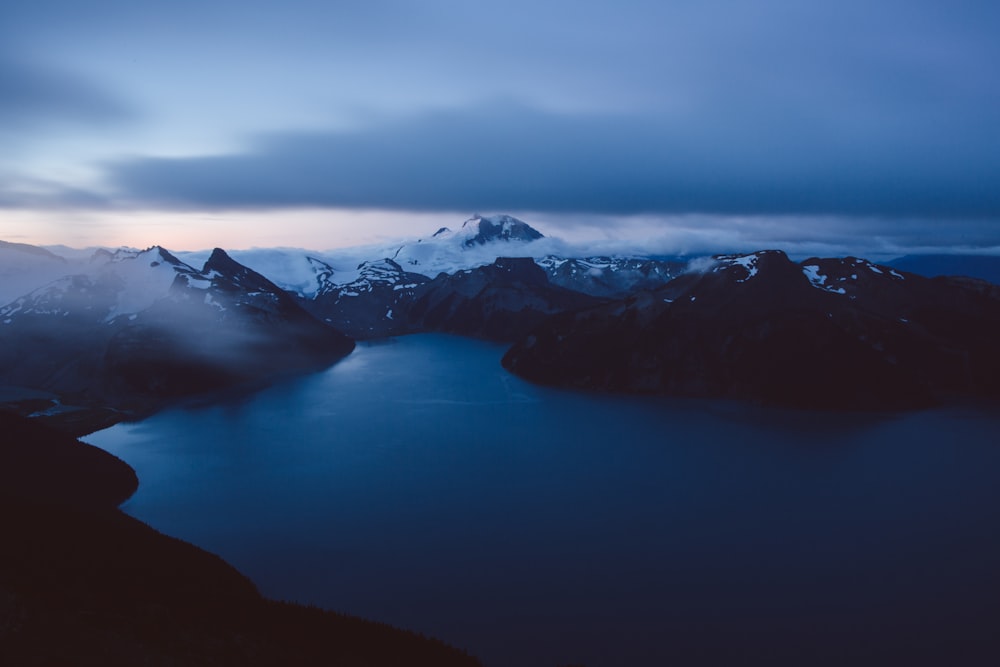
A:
[459,214,544,247]
[203,247,240,274]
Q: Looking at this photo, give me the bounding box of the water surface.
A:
[89,334,1000,666]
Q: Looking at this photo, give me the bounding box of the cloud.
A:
[0,173,111,210]
[106,101,1000,220]
[0,56,135,130]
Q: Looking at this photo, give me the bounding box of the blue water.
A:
[88,334,1000,666]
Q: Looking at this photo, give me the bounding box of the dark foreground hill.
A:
[0,412,480,666]
[503,251,1000,410]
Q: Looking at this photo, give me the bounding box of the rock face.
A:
[502,250,1000,410]
[407,257,602,341]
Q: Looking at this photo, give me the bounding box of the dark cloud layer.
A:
[109,103,1000,219]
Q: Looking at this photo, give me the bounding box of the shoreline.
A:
[0,410,482,666]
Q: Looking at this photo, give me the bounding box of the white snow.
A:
[184,274,213,289]
[802,264,847,294]
[727,254,759,282]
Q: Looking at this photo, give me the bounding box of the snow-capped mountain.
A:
[0,240,79,306]
[165,215,683,339]
[447,213,544,246]
[171,215,686,307]
[0,246,204,327]
[304,258,430,338]
[0,246,352,413]
[388,214,546,277]
[503,250,1000,410]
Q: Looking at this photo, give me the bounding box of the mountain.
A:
[0,246,200,401]
[0,247,353,424]
[406,257,602,341]
[0,240,77,305]
[104,248,354,400]
[452,213,545,246]
[303,255,602,342]
[887,254,1000,285]
[225,216,682,337]
[537,255,687,298]
[301,258,430,339]
[502,251,1000,410]
[389,214,546,277]
[172,216,684,309]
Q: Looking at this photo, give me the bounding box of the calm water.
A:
[88,334,1000,666]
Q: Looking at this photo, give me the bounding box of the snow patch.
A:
[716,254,760,282]
[802,264,847,294]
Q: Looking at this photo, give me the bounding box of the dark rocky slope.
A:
[304,256,602,342]
[407,257,602,341]
[503,251,1000,410]
[0,411,480,666]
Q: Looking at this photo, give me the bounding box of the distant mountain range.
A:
[886,254,1000,285]
[3,214,1000,421]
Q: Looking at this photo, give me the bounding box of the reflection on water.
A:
[88,335,1000,667]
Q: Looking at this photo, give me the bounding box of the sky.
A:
[1,0,999,255]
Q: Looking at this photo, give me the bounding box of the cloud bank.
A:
[106,102,1000,220]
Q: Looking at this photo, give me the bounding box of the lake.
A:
[87,334,1000,666]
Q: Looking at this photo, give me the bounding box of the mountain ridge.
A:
[502,250,1000,410]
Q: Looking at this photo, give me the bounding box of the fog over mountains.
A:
[3,214,1000,423]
